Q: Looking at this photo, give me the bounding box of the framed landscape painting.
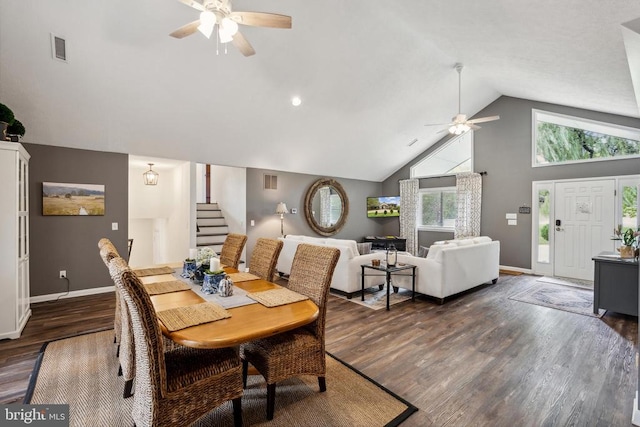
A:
[42,182,105,216]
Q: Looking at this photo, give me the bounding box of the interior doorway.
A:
[532,175,639,281]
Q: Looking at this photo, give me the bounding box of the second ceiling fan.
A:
[169,0,292,57]
[427,63,500,135]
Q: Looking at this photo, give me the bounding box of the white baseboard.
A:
[499,265,533,274]
[31,285,115,304]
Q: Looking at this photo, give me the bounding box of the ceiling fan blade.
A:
[230,11,292,28]
[177,0,205,12]
[232,31,256,56]
[467,115,500,124]
[169,20,201,38]
[436,128,450,134]
[468,123,482,130]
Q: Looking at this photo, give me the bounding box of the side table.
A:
[361,263,416,310]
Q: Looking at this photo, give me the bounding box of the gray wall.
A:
[24,143,128,297]
[245,168,384,259]
[382,96,640,269]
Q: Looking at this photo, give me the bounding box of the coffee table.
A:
[361,263,416,310]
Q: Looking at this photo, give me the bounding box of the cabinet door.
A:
[17,259,29,322]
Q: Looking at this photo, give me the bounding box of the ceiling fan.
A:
[169,0,292,57]
[426,63,500,135]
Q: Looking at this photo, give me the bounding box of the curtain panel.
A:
[399,179,419,255]
[455,172,482,238]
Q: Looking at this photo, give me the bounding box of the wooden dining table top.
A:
[139,264,319,349]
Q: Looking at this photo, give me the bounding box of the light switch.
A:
[506,213,517,220]
[112,222,118,230]
[250,220,255,227]
[508,219,517,226]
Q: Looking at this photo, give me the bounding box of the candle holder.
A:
[386,244,397,267]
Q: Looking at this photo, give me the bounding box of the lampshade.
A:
[449,123,470,135]
[143,163,159,185]
[197,11,216,39]
[276,202,288,215]
[220,17,238,36]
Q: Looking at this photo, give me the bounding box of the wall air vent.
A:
[264,174,278,190]
[50,33,67,62]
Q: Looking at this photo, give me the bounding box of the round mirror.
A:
[304,178,349,236]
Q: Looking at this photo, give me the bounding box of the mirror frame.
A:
[303,178,349,236]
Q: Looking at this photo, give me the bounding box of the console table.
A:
[363,236,407,252]
[592,252,639,316]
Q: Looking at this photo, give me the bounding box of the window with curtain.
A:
[417,187,457,231]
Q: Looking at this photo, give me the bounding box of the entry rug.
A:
[25,330,417,426]
[334,287,414,310]
[509,282,604,318]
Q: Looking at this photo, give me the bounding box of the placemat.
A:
[247,288,309,308]
[144,280,191,295]
[228,272,260,282]
[156,302,231,332]
[133,266,174,277]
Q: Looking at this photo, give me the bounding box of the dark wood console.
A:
[363,236,407,252]
[592,252,638,316]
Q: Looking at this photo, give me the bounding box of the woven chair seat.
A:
[165,347,241,393]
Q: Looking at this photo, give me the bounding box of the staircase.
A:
[196,203,229,254]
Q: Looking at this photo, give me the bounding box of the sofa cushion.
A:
[357,242,372,255]
[426,244,447,260]
[326,238,359,258]
[456,239,474,246]
[472,236,492,244]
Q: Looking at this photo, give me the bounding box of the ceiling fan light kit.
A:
[425,63,500,135]
[170,0,292,57]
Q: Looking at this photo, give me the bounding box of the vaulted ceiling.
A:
[1,0,639,182]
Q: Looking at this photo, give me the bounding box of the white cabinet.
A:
[0,142,30,339]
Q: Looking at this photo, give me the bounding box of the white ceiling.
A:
[1,0,639,182]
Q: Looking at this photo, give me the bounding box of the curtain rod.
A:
[401,171,487,181]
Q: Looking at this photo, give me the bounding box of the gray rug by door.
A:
[25,330,417,426]
[509,282,604,318]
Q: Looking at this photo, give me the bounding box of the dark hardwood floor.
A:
[0,274,637,426]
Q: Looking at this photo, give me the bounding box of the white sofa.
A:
[392,236,500,303]
[276,235,386,298]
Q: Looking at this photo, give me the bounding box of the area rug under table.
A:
[25,330,417,426]
[333,287,414,310]
[509,281,604,318]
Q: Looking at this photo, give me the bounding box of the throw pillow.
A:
[357,242,372,255]
[417,246,430,258]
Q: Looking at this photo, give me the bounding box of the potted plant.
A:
[613,226,640,259]
[0,103,15,141]
[202,269,225,294]
[182,258,197,278]
[6,119,25,142]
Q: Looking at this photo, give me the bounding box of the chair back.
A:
[99,245,119,267]
[108,257,166,424]
[249,238,284,282]
[220,233,248,269]
[287,244,339,339]
[98,238,120,261]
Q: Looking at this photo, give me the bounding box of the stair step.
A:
[197,218,227,227]
[197,211,224,219]
[197,203,220,210]
[198,225,228,233]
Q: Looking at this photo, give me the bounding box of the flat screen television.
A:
[367,196,400,218]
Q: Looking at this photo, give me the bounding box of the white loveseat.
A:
[276,235,386,298]
[392,236,500,303]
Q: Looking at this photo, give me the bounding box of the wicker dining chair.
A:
[220,233,248,269]
[108,256,243,427]
[241,244,340,420]
[248,238,284,282]
[99,242,136,398]
[98,239,123,348]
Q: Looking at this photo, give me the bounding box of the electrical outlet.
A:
[59,270,67,279]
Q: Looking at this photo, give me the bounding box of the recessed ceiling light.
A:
[291,96,302,106]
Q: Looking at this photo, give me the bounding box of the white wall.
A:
[210,165,247,261]
[128,161,192,266]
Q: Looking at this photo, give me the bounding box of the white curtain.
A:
[399,179,419,255]
[319,187,331,227]
[455,172,482,239]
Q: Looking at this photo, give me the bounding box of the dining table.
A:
[138,263,319,349]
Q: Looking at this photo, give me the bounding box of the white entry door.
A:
[554,180,615,281]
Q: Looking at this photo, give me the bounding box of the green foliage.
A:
[7,119,25,136]
[536,122,640,164]
[622,186,637,219]
[540,224,549,243]
[0,103,15,125]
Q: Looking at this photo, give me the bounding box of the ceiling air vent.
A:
[264,174,278,190]
[50,33,67,62]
